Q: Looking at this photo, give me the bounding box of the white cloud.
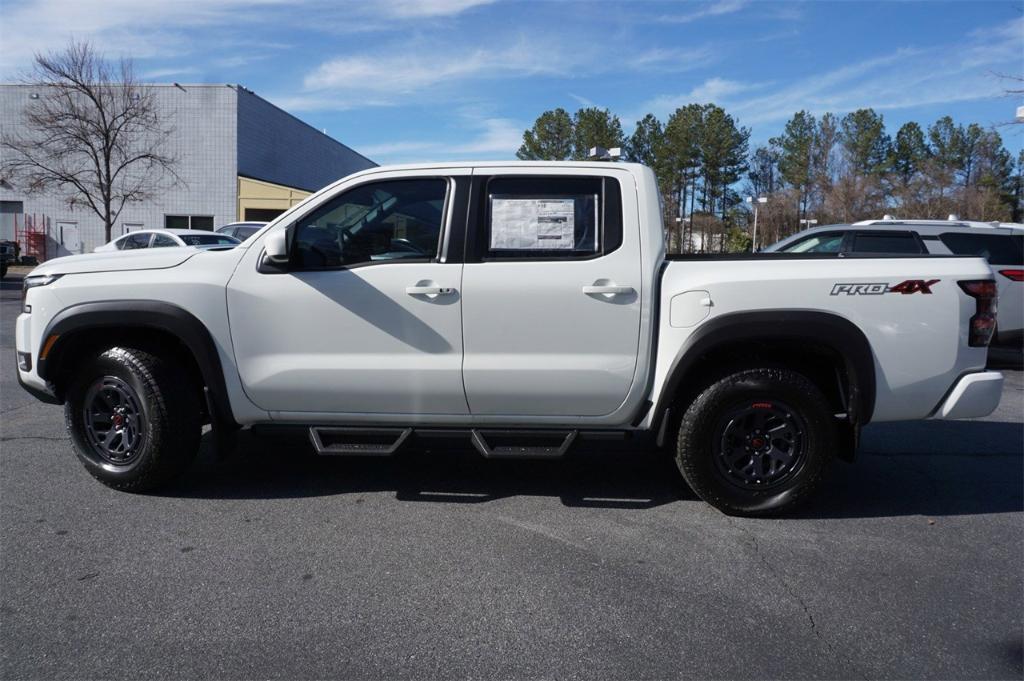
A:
[376,0,496,18]
[635,16,1023,126]
[302,39,568,97]
[628,78,758,122]
[625,46,716,72]
[359,116,522,164]
[450,117,521,155]
[0,0,496,76]
[659,0,748,24]
[140,67,200,80]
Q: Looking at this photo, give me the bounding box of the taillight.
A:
[958,279,998,347]
[998,269,1023,282]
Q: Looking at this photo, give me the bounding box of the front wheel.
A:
[675,367,837,516]
[65,347,202,491]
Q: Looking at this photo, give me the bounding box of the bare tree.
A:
[1,41,179,243]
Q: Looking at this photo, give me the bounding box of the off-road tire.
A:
[65,346,202,491]
[675,367,837,516]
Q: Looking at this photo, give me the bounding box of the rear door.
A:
[460,168,642,417]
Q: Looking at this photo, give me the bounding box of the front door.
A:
[460,170,643,417]
[227,171,469,415]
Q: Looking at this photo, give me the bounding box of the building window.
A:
[245,208,285,222]
[165,215,214,231]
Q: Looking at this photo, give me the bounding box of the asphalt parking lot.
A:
[1,271,1021,680]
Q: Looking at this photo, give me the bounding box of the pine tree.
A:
[516,108,574,160]
[571,108,625,160]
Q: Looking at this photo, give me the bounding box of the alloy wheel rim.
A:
[714,401,806,490]
[82,376,146,466]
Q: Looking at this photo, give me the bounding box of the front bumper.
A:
[931,371,1003,420]
[16,366,60,404]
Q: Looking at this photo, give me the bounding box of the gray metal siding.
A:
[236,88,375,193]
[0,84,237,255]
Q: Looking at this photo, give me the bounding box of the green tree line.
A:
[517,106,1022,252]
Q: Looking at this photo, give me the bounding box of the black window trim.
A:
[275,175,456,273]
[465,174,624,264]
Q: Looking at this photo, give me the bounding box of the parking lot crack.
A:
[727,518,866,679]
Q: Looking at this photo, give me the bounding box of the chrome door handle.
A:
[406,285,454,296]
[582,285,634,295]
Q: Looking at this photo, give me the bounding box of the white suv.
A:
[767,217,1023,347]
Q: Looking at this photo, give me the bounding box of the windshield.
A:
[179,234,239,246]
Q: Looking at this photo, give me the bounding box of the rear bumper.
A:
[931,371,1003,420]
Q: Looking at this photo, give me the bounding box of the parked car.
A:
[94,229,240,252]
[16,162,1003,516]
[216,221,267,242]
[0,240,17,278]
[765,217,1023,347]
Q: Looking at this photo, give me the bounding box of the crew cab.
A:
[15,162,1004,515]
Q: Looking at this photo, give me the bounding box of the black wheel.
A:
[1,262,7,278]
[65,347,202,491]
[675,367,837,516]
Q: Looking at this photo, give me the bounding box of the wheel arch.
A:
[36,300,238,427]
[653,310,876,432]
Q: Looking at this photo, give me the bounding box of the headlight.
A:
[21,274,62,313]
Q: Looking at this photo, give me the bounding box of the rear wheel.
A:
[65,347,202,491]
[675,367,837,516]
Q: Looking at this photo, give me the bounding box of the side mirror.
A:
[263,228,289,264]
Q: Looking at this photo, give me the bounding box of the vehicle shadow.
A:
[164,431,690,510]
[161,419,1023,518]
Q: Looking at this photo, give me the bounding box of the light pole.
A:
[746,196,767,252]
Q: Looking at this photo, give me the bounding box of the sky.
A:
[2,0,1022,165]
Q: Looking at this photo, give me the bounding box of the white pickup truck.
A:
[15,162,1004,515]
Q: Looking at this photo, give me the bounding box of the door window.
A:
[152,234,178,247]
[291,178,448,269]
[850,231,924,254]
[481,176,621,259]
[121,233,152,249]
[780,232,845,253]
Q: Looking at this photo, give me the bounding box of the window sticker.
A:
[490,198,576,250]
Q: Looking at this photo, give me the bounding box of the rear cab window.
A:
[938,232,1024,266]
[472,175,623,261]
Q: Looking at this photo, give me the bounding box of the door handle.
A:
[406,285,455,296]
[582,284,634,295]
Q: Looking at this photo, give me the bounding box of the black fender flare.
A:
[36,300,238,427]
[654,309,876,427]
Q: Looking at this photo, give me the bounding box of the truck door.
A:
[226,170,470,415]
[460,170,643,417]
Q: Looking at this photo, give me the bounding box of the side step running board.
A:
[309,427,412,456]
[470,429,577,459]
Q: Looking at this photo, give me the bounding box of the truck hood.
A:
[27,248,201,277]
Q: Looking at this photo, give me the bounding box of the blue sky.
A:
[3,0,1022,165]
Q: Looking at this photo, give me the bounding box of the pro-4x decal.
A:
[830,279,939,295]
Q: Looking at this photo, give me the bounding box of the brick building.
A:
[0,83,375,258]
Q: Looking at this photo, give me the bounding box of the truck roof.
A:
[852,217,1023,232]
